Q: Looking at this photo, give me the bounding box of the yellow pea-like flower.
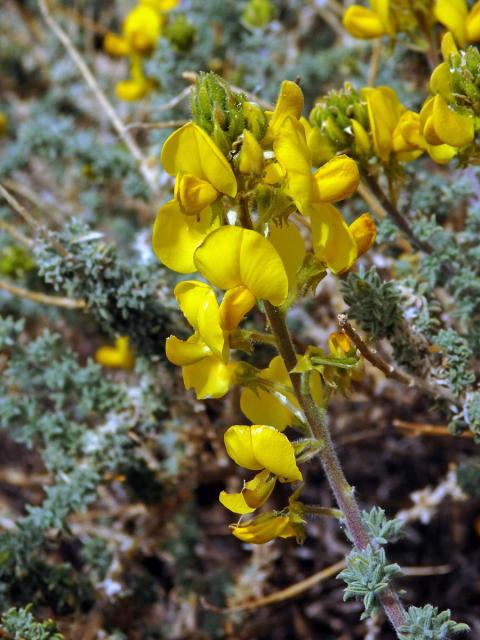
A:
[393,109,456,165]
[194,226,289,307]
[350,119,371,156]
[95,336,135,370]
[161,122,237,198]
[115,76,153,102]
[230,512,298,544]
[343,0,393,39]
[434,0,472,46]
[300,117,335,166]
[430,95,474,148]
[349,213,377,258]
[267,222,306,294]
[152,200,219,274]
[104,32,131,57]
[123,5,162,55]
[219,285,257,331]
[224,424,303,482]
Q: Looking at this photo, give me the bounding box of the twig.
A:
[37,0,160,197]
[202,560,346,613]
[393,420,474,439]
[0,278,87,309]
[2,177,65,226]
[149,85,192,113]
[337,314,457,403]
[367,39,382,86]
[361,174,434,254]
[0,218,33,249]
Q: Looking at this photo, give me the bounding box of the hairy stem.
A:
[264,301,406,633]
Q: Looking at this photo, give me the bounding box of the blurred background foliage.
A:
[0,0,479,638]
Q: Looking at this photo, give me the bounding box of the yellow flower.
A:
[343,0,393,39]
[230,512,298,544]
[361,86,405,162]
[311,205,376,274]
[393,109,457,164]
[193,226,289,307]
[161,122,237,210]
[238,129,264,175]
[434,0,480,46]
[115,75,153,101]
[219,424,302,514]
[104,5,163,57]
[420,95,474,148]
[95,336,135,370]
[165,280,252,399]
[273,116,360,215]
[240,355,322,431]
[152,200,219,273]
[267,222,306,294]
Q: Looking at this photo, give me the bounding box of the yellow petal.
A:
[95,336,134,369]
[328,331,353,357]
[103,33,130,56]
[240,355,298,431]
[429,62,453,100]
[362,86,404,161]
[230,513,296,544]
[273,116,312,214]
[161,122,237,197]
[219,490,256,514]
[263,161,285,184]
[351,119,371,155]
[441,31,459,58]
[342,6,388,38]
[165,334,211,366]
[250,425,302,482]
[393,111,423,151]
[176,173,218,214]
[224,425,264,470]
[239,129,264,175]
[300,117,335,166]
[434,0,468,46]
[267,222,306,293]
[310,203,358,274]
[219,469,276,514]
[152,200,218,274]
[183,356,237,399]
[267,81,304,139]
[219,285,256,331]
[174,281,225,358]
[349,213,376,257]
[432,95,474,147]
[426,142,457,164]
[312,155,360,203]
[194,226,289,306]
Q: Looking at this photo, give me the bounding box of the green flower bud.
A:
[163,14,196,52]
[243,101,268,140]
[241,0,275,29]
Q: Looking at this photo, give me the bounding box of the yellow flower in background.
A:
[95,336,135,370]
[434,0,480,46]
[219,424,302,514]
[115,56,155,101]
[230,512,298,543]
[343,0,393,39]
[104,5,163,57]
[193,226,289,307]
[0,112,7,136]
[152,200,219,273]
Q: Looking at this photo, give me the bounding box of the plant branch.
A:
[0,218,33,249]
[0,278,87,309]
[37,0,160,197]
[337,314,457,403]
[361,174,434,254]
[263,302,406,633]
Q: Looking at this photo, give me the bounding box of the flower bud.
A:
[243,101,268,140]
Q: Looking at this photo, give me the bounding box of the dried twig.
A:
[0,218,33,249]
[0,278,87,309]
[367,39,382,86]
[337,314,456,403]
[37,0,160,197]
[393,420,474,439]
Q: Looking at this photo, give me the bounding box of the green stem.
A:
[263,301,406,634]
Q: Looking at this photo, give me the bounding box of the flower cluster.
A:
[343,0,480,46]
[152,74,375,542]
[103,0,178,101]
